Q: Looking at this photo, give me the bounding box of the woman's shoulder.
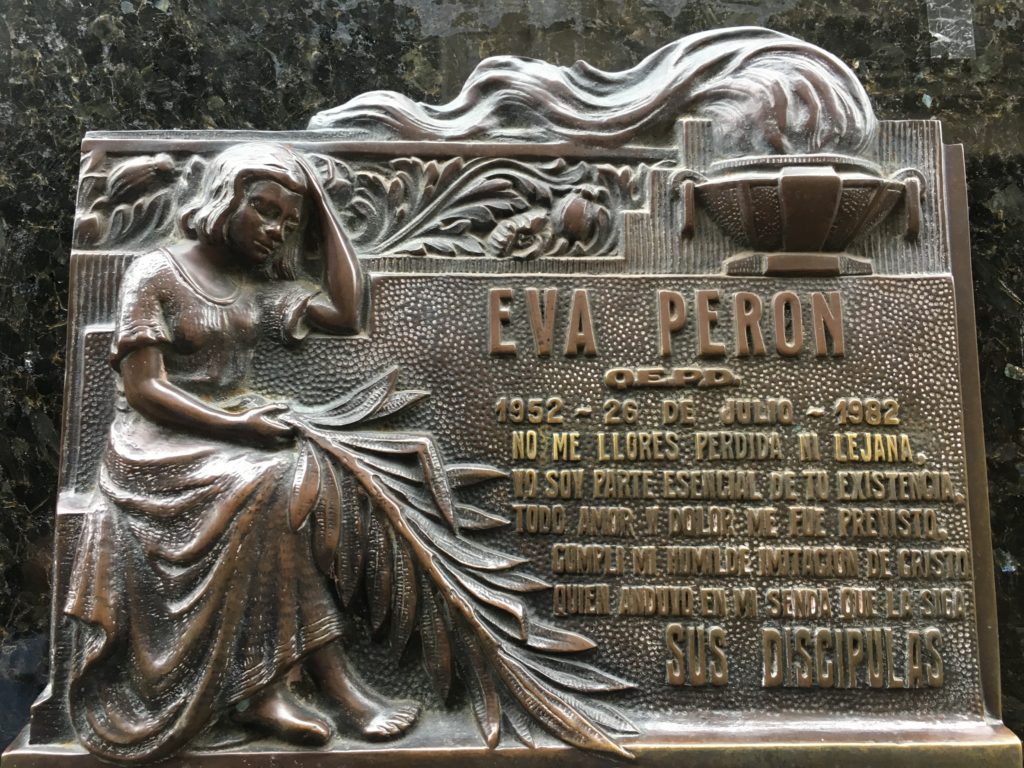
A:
[262,276,324,318]
[260,277,323,344]
[121,249,178,290]
[121,247,210,304]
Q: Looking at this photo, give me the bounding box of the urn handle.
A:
[672,169,708,240]
[892,167,927,241]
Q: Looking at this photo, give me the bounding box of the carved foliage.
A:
[282,368,637,756]
[311,154,652,259]
[74,150,201,248]
[73,150,653,260]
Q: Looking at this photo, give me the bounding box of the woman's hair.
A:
[177,142,365,331]
[179,143,308,279]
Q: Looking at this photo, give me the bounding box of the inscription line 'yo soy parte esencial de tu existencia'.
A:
[3,25,1021,768]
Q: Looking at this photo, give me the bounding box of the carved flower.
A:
[102,153,176,203]
[486,208,553,259]
[75,153,178,247]
[552,185,610,244]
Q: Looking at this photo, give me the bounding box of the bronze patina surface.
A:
[3,26,1020,767]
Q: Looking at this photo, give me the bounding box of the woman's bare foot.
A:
[346,700,420,741]
[234,680,332,746]
[308,643,420,740]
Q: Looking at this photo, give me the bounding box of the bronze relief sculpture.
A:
[4,26,1021,768]
[64,142,635,762]
[67,143,412,758]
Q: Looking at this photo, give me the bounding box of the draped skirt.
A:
[65,410,344,763]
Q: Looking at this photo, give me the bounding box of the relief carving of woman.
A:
[65,143,635,764]
[65,144,418,762]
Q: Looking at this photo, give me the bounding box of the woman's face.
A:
[226,178,304,266]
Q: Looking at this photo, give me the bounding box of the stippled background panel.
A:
[211,272,982,721]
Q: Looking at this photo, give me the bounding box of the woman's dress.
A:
[65,250,342,763]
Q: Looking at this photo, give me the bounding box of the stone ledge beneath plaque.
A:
[5,719,1020,768]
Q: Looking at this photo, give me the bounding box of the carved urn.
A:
[681,154,925,275]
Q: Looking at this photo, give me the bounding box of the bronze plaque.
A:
[4,27,1020,767]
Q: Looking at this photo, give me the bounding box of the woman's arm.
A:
[120,346,293,447]
[296,155,363,334]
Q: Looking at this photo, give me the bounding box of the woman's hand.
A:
[235,403,296,447]
[121,348,299,448]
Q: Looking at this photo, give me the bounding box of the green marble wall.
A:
[0,0,1021,748]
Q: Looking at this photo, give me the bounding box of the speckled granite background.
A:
[0,0,1021,750]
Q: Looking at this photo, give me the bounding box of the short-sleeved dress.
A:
[65,250,344,763]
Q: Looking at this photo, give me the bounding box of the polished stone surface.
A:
[0,0,1021,750]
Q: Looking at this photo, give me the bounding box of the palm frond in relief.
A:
[281,368,637,758]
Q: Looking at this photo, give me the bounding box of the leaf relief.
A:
[313,154,662,259]
[280,369,638,758]
[75,150,657,260]
[74,152,199,249]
